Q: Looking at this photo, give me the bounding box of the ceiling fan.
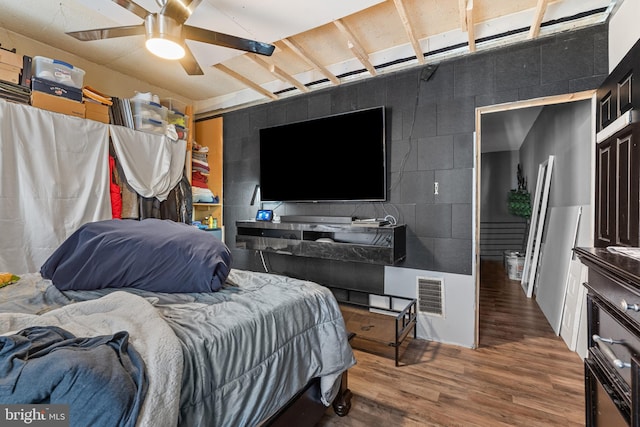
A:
[66,0,275,75]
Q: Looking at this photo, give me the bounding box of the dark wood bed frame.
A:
[261,370,352,426]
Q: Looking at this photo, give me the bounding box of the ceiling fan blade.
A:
[184,25,275,56]
[111,0,150,20]
[160,0,203,25]
[66,24,146,41]
[179,44,204,75]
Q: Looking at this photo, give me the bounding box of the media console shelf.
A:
[235,220,406,265]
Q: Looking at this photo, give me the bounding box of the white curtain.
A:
[0,99,111,274]
[109,125,186,201]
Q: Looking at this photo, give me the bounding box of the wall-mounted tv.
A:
[259,106,386,202]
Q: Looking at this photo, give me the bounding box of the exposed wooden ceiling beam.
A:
[246,54,310,93]
[212,64,278,100]
[528,0,549,39]
[333,19,377,76]
[392,0,424,64]
[458,0,468,31]
[466,0,476,52]
[279,38,341,86]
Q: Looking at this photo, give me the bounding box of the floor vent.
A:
[417,277,444,317]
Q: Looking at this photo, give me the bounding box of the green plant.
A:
[508,189,531,218]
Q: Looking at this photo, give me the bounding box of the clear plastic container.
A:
[33,56,85,89]
[174,125,188,140]
[130,99,167,123]
[160,98,187,115]
[133,115,166,135]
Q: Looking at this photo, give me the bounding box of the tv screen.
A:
[259,106,386,202]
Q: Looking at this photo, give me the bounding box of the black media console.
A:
[235,219,406,265]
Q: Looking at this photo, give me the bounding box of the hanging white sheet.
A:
[109,125,186,201]
[0,99,111,274]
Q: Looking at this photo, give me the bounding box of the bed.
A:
[0,219,355,426]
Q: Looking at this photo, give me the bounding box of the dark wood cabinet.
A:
[594,36,640,248]
[596,39,639,133]
[595,123,640,247]
[575,248,640,427]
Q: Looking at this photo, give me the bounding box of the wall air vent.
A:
[417,277,444,317]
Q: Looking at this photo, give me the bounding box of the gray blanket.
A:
[0,269,356,426]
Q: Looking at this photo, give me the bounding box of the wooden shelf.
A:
[193,203,222,207]
[193,117,223,231]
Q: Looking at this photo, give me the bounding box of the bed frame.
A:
[261,370,352,426]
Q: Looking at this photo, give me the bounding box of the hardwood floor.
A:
[318,260,585,426]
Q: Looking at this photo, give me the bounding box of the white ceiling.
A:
[481,107,543,153]
[0,0,615,117]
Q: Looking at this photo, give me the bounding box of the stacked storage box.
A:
[130,98,167,135]
[31,56,85,118]
[83,86,112,124]
[161,98,189,141]
[0,49,22,84]
[0,49,30,104]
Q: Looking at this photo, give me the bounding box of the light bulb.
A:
[145,37,185,60]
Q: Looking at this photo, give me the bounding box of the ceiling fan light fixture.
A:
[145,14,185,60]
[146,37,185,60]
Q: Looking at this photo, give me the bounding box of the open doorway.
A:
[474,91,596,347]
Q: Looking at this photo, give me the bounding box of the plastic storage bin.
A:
[165,107,189,140]
[130,99,167,121]
[167,109,188,127]
[160,98,187,115]
[174,125,188,140]
[33,56,85,89]
[133,115,166,135]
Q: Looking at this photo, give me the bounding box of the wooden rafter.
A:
[246,54,309,93]
[528,0,549,39]
[392,0,424,64]
[333,19,377,76]
[279,38,341,86]
[466,0,476,52]
[458,0,467,31]
[212,64,278,100]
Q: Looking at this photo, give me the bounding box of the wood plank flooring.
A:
[318,260,585,426]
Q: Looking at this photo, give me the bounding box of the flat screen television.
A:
[259,106,386,202]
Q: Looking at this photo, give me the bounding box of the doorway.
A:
[474,91,596,347]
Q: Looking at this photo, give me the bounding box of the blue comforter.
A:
[40,219,232,293]
[0,326,147,427]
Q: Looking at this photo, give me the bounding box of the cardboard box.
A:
[84,102,110,123]
[85,111,109,123]
[0,50,22,69]
[31,91,85,119]
[84,101,109,115]
[0,68,20,84]
[31,77,83,102]
[0,62,21,73]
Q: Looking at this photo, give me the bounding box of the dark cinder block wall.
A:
[220,23,608,290]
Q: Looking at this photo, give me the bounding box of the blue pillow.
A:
[41,219,232,293]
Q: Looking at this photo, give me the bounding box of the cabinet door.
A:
[595,123,640,247]
[616,127,639,246]
[595,137,614,247]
